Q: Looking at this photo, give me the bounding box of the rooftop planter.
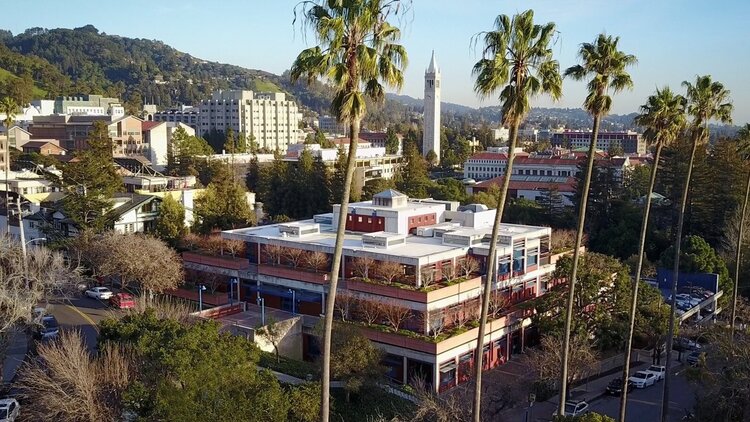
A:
[182,251,250,271]
[346,276,483,303]
[258,264,329,285]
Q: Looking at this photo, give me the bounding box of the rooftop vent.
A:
[278,222,320,238]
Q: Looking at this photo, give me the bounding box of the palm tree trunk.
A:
[472,123,519,422]
[730,168,750,340]
[558,114,601,413]
[661,133,699,422]
[320,118,359,422]
[618,143,663,422]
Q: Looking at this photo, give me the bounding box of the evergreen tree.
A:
[330,148,361,205]
[193,167,254,233]
[385,127,400,154]
[168,126,213,177]
[395,144,431,198]
[154,195,186,247]
[61,121,122,232]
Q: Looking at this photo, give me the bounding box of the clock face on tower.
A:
[425,94,431,100]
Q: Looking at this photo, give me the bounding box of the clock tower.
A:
[422,50,441,163]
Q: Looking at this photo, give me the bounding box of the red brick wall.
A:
[408,213,436,232]
[346,214,385,232]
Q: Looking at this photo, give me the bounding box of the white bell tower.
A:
[422,50,441,163]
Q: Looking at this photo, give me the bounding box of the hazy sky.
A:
[8,0,750,122]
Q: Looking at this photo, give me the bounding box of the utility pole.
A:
[17,196,25,258]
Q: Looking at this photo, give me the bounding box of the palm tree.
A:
[732,124,750,341]
[617,88,685,422]
[290,2,408,420]
[660,75,732,422]
[558,34,636,413]
[1,97,18,236]
[470,10,561,421]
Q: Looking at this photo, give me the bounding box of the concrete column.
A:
[402,356,408,385]
[520,325,526,353]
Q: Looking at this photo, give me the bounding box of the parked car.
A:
[687,351,706,366]
[0,398,20,422]
[85,286,113,300]
[553,400,589,417]
[628,371,657,388]
[109,293,135,309]
[606,378,634,395]
[644,365,666,381]
[34,315,59,341]
[676,300,693,311]
[674,337,702,352]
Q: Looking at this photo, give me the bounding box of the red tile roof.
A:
[141,121,164,131]
[474,176,577,193]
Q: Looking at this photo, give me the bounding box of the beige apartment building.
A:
[199,90,303,153]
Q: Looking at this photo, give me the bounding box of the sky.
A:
[7,0,750,122]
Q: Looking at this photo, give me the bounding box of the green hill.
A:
[0,67,47,98]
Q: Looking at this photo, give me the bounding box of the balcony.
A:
[182,251,251,271]
[258,264,329,285]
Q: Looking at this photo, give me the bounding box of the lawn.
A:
[0,67,47,98]
[332,385,416,421]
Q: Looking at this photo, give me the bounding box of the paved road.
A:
[47,295,121,351]
[589,370,696,422]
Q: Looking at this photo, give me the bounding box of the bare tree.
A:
[351,256,375,279]
[427,310,446,339]
[377,261,403,284]
[16,330,132,422]
[264,244,284,265]
[524,334,597,395]
[282,247,306,268]
[380,300,412,331]
[256,316,285,363]
[441,263,457,282]
[488,292,510,319]
[357,299,383,326]
[124,296,194,323]
[305,251,329,273]
[222,238,246,257]
[421,266,437,288]
[201,272,225,295]
[458,256,480,278]
[335,292,357,322]
[179,232,202,250]
[78,232,182,297]
[0,236,80,375]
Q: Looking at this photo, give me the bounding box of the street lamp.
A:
[25,237,46,247]
[256,294,266,325]
[525,392,536,422]
[197,284,206,312]
[229,277,239,305]
[288,288,296,315]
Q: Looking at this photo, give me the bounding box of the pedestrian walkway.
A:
[2,329,28,384]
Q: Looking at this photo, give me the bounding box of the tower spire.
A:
[427,50,438,73]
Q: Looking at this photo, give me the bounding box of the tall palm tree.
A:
[558,34,636,413]
[618,88,685,422]
[470,10,561,421]
[290,2,408,420]
[732,123,750,340]
[660,75,732,422]
[1,97,18,236]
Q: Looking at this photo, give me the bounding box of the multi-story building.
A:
[551,130,646,154]
[359,131,403,155]
[285,141,403,183]
[29,115,144,154]
[183,189,558,392]
[52,94,124,116]
[463,151,625,182]
[198,90,303,153]
[316,115,347,136]
[153,106,200,131]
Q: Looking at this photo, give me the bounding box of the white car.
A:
[644,365,666,381]
[629,371,657,388]
[553,400,589,417]
[0,398,20,422]
[85,286,113,300]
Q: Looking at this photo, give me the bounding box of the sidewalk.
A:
[2,329,28,385]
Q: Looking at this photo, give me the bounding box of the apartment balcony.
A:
[182,251,251,271]
[345,276,483,304]
[257,264,329,285]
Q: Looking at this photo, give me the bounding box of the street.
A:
[47,295,122,351]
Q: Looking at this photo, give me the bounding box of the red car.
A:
[110,293,136,309]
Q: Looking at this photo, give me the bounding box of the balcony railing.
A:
[258,264,329,285]
[182,251,251,271]
[345,276,483,304]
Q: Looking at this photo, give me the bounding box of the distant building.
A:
[52,94,123,116]
[551,130,646,154]
[493,127,510,142]
[359,131,403,155]
[29,115,144,154]
[422,51,441,162]
[316,115,347,136]
[141,121,196,171]
[21,140,66,156]
[468,175,577,206]
[199,90,303,153]
[153,106,200,131]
